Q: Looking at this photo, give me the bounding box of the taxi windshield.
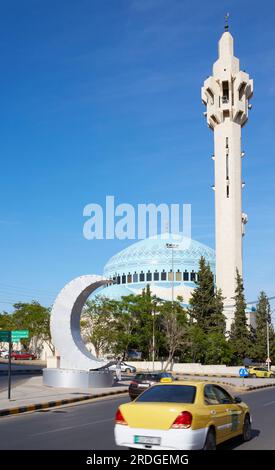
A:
[136,385,196,403]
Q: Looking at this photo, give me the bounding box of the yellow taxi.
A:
[248,366,275,378]
[114,380,251,450]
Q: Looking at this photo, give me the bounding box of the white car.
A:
[0,350,9,358]
[108,362,136,374]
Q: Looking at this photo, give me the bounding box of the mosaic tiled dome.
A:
[103,233,215,278]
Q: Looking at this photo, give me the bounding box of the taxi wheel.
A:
[252,374,257,378]
[203,428,216,450]
[242,415,252,442]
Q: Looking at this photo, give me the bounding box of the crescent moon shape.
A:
[51,275,110,370]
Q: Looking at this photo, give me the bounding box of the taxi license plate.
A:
[134,436,161,445]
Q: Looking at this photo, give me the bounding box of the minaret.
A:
[201,24,253,331]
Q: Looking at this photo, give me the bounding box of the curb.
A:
[175,372,239,378]
[0,370,42,376]
[0,389,128,417]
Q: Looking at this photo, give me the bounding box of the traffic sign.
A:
[11,330,29,342]
[0,331,11,342]
[239,367,249,378]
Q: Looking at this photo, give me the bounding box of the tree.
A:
[204,332,233,365]
[9,302,52,355]
[112,295,140,359]
[82,297,118,357]
[229,270,251,363]
[160,300,187,370]
[251,291,274,363]
[189,257,225,334]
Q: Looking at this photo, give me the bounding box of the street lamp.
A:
[152,300,160,372]
[267,310,275,372]
[166,243,179,308]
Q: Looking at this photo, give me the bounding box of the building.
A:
[91,233,215,306]
[201,26,253,329]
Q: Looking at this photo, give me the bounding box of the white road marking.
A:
[263,400,275,407]
[30,418,114,436]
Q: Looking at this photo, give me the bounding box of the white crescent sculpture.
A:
[51,275,110,370]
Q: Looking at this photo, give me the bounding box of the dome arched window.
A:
[133,272,138,283]
[190,271,196,282]
[117,275,121,285]
[122,274,126,284]
[168,270,174,281]
[146,271,152,281]
[127,273,132,283]
[183,270,189,281]
[154,270,159,281]
[176,270,181,281]
[161,270,167,281]
[140,271,145,282]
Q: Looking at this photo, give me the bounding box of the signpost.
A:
[0,330,29,399]
[239,367,249,387]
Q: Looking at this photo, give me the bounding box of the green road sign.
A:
[11,330,29,342]
[0,331,11,342]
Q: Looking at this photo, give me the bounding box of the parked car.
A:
[108,361,136,374]
[248,366,275,378]
[127,350,142,360]
[10,351,37,360]
[0,349,8,358]
[129,371,174,400]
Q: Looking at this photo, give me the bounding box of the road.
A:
[0,387,274,449]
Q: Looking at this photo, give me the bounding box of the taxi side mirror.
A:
[234,396,242,404]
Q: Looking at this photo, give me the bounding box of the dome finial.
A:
[224,12,229,31]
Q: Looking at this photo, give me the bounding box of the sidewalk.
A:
[0,375,128,417]
[178,374,275,393]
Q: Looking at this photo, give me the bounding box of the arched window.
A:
[161,270,167,281]
[176,270,181,281]
[140,271,145,282]
[190,271,196,282]
[133,272,138,283]
[168,270,174,281]
[183,270,189,281]
[146,271,152,281]
[117,275,121,285]
[122,273,126,284]
[127,273,132,283]
[154,270,159,281]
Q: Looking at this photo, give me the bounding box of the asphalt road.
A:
[0,388,274,450]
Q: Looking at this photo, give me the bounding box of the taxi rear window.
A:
[136,385,196,403]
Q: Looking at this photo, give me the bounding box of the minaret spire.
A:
[201,31,253,332]
[224,13,229,31]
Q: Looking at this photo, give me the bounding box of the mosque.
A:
[89,25,256,332]
[91,233,215,307]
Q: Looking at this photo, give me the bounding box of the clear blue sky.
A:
[1,0,275,310]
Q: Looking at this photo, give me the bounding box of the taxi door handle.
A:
[210,410,216,415]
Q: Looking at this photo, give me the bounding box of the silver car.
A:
[108,361,136,374]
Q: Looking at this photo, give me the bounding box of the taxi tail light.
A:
[115,408,128,426]
[171,411,192,429]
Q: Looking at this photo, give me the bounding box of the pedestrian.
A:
[116,356,122,382]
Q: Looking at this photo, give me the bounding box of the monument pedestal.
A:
[43,368,114,389]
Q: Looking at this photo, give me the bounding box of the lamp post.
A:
[152,300,160,372]
[267,310,275,372]
[166,243,179,308]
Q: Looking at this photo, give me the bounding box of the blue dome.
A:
[103,233,215,278]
